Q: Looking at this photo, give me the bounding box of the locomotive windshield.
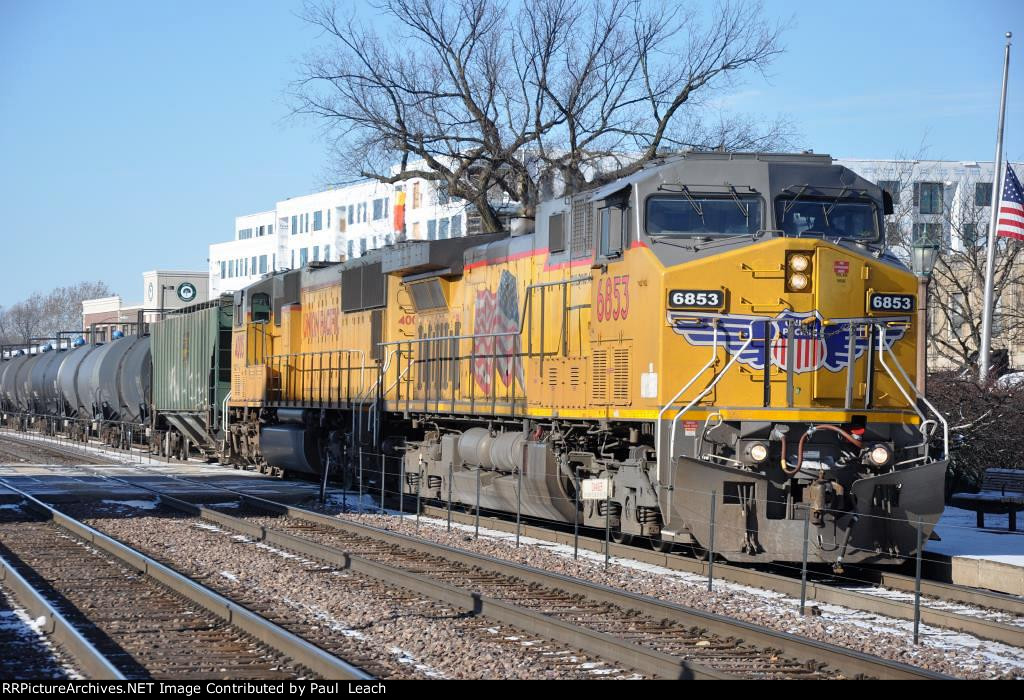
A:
[645,194,762,237]
[774,196,879,241]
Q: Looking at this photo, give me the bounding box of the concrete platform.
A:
[928,506,1024,597]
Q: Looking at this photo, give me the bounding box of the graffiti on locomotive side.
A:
[302,308,340,340]
[472,270,524,395]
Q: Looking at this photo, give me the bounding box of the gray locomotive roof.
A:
[579,151,877,205]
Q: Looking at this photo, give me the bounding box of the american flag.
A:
[997,163,1024,242]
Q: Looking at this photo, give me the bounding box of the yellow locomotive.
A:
[226,152,947,566]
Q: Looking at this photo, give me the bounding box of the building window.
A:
[976,182,993,207]
[313,211,323,231]
[359,238,367,255]
[220,261,226,279]
[411,222,421,239]
[291,215,298,235]
[324,245,330,261]
[300,248,309,266]
[313,245,320,261]
[439,218,450,239]
[877,180,900,205]
[268,224,273,236]
[237,228,253,240]
[360,202,368,222]
[436,183,450,205]
[915,182,943,215]
[962,223,977,248]
[228,261,234,278]
[272,253,276,271]
[427,219,437,240]
[327,209,331,229]
[251,256,256,274]
[348,205,354,225]
[912,222,944,246]
[373,198,385,220]
[291,250,295,268]
[451,214,462,236]
[412,181,422,208]
[259,255,268,274]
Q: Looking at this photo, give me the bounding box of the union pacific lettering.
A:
[303,308,340,340]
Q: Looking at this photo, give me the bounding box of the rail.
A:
[17,454,943,680]
[0,481,373,680]
[0,549,125,679]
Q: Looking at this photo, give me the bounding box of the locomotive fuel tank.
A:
[406,429,578,523]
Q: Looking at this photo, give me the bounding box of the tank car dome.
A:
[73,336,86,347]
[112,330,125,340]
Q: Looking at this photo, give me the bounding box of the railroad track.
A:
[0,482,370,680]
[0,436,949,680]
[416,505,1024,648]
[3,431,1018,669]
[4,429,1021,643]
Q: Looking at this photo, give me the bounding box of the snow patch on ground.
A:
[928,507,1024,567]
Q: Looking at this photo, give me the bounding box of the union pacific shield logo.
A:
[667,310,907,374]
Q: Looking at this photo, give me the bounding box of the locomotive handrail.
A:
[265,348,369,406]
[376,331,519,346]
[655,320,719,490]
[663,322,756,525]
[874,323,949,460]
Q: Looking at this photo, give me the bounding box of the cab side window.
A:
[251,293,271,323]
[598,206,628,258]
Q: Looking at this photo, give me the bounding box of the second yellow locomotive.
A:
[226,151,947,567]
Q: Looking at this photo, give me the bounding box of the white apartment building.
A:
[210,177,471,296]
[835,158,1024,370]
[834,158,998,252]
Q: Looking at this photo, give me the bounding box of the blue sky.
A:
[1,0,1023,305]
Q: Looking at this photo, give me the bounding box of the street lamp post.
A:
[912,242,940,395]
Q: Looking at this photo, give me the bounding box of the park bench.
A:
[951,468,1024,531]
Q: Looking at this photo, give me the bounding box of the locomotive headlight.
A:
[748,442,769,463]
[867,444,892,467]
[788,272,810,291]
[789,253,811,272]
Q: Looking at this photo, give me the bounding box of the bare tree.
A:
[293,0,794,231]
[0,281,112,345]
[927,183,1024,373]
[1,294,45,346]
[874,160,1024,374]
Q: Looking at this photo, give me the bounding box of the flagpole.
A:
[980,32,1013,383]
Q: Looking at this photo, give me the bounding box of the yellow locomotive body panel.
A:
[221,152,944,566]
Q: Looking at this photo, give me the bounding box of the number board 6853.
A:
[667,289,726,310]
